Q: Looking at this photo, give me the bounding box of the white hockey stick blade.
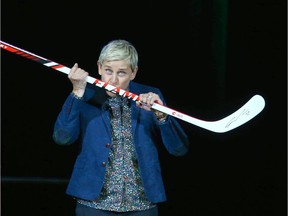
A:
[152,94,265,133]
[1,40,265,133]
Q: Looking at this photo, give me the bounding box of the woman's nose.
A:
[110,74,118,84]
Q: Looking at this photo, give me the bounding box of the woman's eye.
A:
[105,69,112,74]
[118,71,126,76]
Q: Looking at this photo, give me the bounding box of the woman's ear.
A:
[130,67,138,80]
[97,61,102,75]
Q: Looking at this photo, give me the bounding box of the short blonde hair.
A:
[98,39,138,71]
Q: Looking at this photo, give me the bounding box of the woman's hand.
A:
[136,92,168,121]
[68,63,89,97]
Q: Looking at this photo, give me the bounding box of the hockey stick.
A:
[0,40,265,133]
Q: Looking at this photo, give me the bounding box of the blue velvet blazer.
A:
[53,81,190,203]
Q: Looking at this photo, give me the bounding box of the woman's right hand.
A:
[68,63,89,97]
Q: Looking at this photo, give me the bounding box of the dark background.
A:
[1,0,286,215]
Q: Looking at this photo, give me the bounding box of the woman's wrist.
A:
[71,91,84,100]
[72,89,85,99]
[154,111,168,123]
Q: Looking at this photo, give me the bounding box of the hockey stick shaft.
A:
[0,40,265,133]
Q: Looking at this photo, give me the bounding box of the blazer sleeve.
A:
[154,88,190,156]
[52,93,84,145]
[158,117,190,156]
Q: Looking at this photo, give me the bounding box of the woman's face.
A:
[98,60,138,97]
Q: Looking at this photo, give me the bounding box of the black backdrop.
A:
[1,0,287,215]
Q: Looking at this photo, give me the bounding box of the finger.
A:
[146,93,158,105]
[68,63,78,78]
[136,101,142,107]
[140,94,147,104]
[71,63,79,72]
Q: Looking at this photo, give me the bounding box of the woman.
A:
[53,39,190,215]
